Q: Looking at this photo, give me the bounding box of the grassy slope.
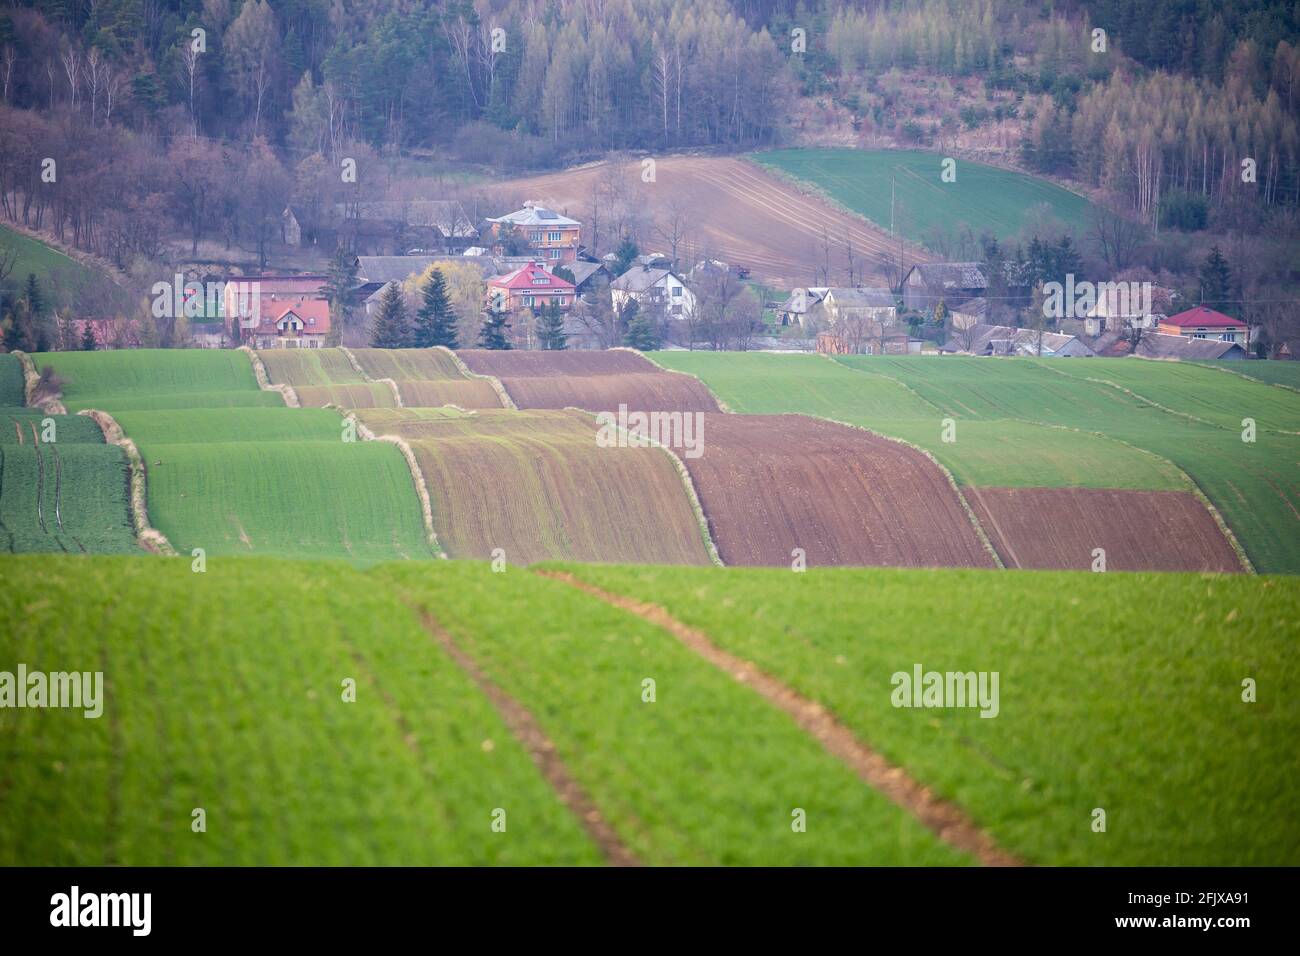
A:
[563,563,1300,866]
[114,408,431,563]
[0,366,136,554]
[0,223,103,289]
[753,148,1094,244]
[0,556,601,865]
[0,443,135,553]
[36,349,283,412]
[652,352,1186,490]
[843,356,1300,573]
[380,562,965,865]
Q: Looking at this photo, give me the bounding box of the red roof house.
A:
[245,297,332,349]
[1158,306,1248,344]
[486,261,575,314]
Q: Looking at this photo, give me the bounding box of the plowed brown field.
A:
[965,487,1244,572]
[490,157,926,286]
[457,349,719,412]
[355,407,711,565]
[680,414,995,568]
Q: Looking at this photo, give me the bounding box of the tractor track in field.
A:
[31,423,46,534]
[415,608,640,867]
[51,444,64,532]
[539,570,1023,868]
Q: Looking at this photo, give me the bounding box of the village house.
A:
[486,261,576,314]
[777,287,826,327]
[244,298,332,349]
[940,323,1096,357]
[1134,332,1246,360]
[1084,284,1176,337]
[484,203,581,264]
[1157,306,1248,345]
[565,260,612,298]
[221,274,329,341]
[610,264,696,320]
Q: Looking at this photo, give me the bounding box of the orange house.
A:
[486,203,581,264]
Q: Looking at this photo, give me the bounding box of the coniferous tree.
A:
[81,321,97,351]
[478,309,513,349]
[537,299,567,350]
[369,283,410,348]
[412,268,458,348]
[324,246,358,341]
[624,307,660,350]
[1199,246,1234,309]
[23,274,43,319]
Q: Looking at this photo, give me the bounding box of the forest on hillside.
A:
[0,0,1297,343]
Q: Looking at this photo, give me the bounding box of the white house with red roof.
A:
[486,261,575,314]
[1158,306,1248,345]
[245,298,332,349]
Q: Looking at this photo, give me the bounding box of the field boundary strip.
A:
[78,409,174,555]
[413,608,639,867]
[239,346,299,407]
[441,347,517,409]
[13,350,68,414]
[537,569,1022,867]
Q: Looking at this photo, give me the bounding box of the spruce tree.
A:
[624,310,660,350]
[369,283,410,348]
[412,268,458,348]
[537,299,567,350]
[81,321,97,351]
[1199,246,1233,308]
[324,245,358,333]
[478,310,512,350]
[23,273,43,319]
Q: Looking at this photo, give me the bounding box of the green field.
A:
[36,349,283,412]
[0,556,601,865]
[753,148,1095,245]
[0,367,136,554]
[112,408,432,563]
[0,223,104,291]
[652,353,1188,490]
[0,354,24,405]
[3,554,1295,865]
[562,563,1299,866]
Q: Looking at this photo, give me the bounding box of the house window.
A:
[557,297,566,306]
[672,286,682,297]
[548,231,563,242]
[532,277,550,285]
[671,304,682,315]
[530,231,542,242]
[1193,332,1208,339]
[548,249,561,259]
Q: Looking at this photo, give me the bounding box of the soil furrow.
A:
[538,569,1023,868]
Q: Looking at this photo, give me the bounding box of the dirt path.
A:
[539,569,1023,867]
[414,609,640,867]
